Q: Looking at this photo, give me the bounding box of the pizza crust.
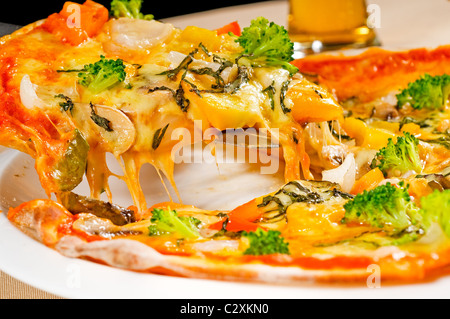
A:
[54,235,371,284]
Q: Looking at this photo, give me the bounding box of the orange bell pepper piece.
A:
[287,77,343,123]
[350,167,384,195]
[209,199,263,232]
[42,0,109,46]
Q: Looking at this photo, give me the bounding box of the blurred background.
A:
[0,0,269,26]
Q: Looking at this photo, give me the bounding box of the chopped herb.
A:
[258,181,323,215]
[152,123,169,150]
[158,49,197,79]
[257,181,351,225]
[292,131,299,144]
[148,85,175,95]
[198,42,211,56]
[181,74,203,97]
[54,94,74,113]
[328,121,352,141]
[89,103,113,132]
[57,68,86,73]
[224,65,249,94]
[148,85,190,112]
[422,136,450,149]
[398,116,431,130]
[262,81,276,110]
[314,88,323,99]
[189,67,225,90]
[279,79,291,113]
[175,83,190,112]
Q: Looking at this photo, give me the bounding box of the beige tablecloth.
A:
[2,0,450,299]
[1,271,62,299]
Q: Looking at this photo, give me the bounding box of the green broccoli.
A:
[77,55,127,94]
[148,208,201,239]
[242,228,290,255]
[341,185,450,246]
[235,17,298,75]
[371,132,423,177]
[342,182,423,233]
[110,0,154,20]
[396,73,450,110]
[420,189,450,237]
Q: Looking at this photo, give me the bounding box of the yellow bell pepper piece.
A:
[342,117,397,149]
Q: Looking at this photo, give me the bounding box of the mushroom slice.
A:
[72,103,136,156]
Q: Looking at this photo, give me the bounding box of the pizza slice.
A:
[0,1,343,217]
[1,0,450,285]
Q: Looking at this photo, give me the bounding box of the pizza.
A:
[2,0,450,285]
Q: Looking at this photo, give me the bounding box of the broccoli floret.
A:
[148,208,201,239]
[420,189,450,237]
[236,17,298,75]
[342,182,423,234]
[371,132,422,177]
[242,228,290,255]
[110,0,154,20]
[77,56,126,94]
[396,74,450,110]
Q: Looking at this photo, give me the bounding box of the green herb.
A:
[189,67,225,90]
[181,74,203,97]
[57,68,85,73]
[398,116,430,130]
[89,103,113,132]
[223,65,249,94]
[314,89,323,99]
[158,49,197,79]
[198,42,211,56]
[421,134,450,149]
[148,84,190,112]
[152,123,169,150]
[259,181,325,215]
[54,94,74,113]
[328,121,352,141]
[262,81,276,110]
[279,79,291,113]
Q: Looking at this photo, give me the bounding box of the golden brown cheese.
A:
[0,9,346,216]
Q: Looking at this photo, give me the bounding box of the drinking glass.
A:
[288,0,379,57]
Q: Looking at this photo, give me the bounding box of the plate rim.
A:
[1,150,450,299]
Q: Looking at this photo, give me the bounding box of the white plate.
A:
[2,149,450,299]
[3,0,450,300]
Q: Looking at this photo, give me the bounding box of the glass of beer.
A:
[288,0,379,57]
